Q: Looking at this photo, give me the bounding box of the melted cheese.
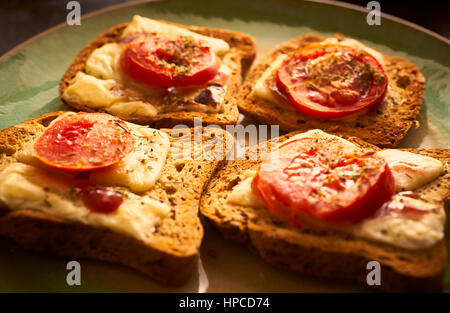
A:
[319,37,385,66]
[226,129,445,250]
[227,170,265,207]
[106,101,159,117]
[252,38,385,106]
[85,43,125,82]
[63,72,159,115]
[0,163,170,241]
[90,123,170,193]
[354,195,444,250]
[122,15,230,55]
[64,72,125,108]
[376,149,444,192]
[282,129,356,148]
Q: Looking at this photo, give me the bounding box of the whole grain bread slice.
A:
[238,34,425,147]
[200,131,450,292]
[59,20,256,128]
[0,111,234,286]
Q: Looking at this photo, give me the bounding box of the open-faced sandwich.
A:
[201,129,449,292]
[238,34,425,147]
[0,111,233,285]
[60,15,256,128]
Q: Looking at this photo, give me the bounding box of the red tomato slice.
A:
[120,34,219,87]
[276,44,388,119]
[252,137,395,224]
[33,113,134,171]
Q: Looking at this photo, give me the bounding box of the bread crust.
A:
[200,131,449,292]
[59,21,256,128]
[238,34,426,148]
[0,112,234,286]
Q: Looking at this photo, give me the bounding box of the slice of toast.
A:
[0,112,233,286]
[200,131,450,292]
[237,34,425,148]
[60,19,256,128]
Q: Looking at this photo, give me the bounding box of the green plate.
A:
[0,0,448,292]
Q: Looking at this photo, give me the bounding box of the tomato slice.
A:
[252,137,395,224]
[120,34,219,87]
[276,44,388,119]
[33,113,134,171]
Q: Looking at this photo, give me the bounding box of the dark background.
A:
[0,0,449,56]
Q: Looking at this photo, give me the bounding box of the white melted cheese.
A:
[107,101,159,117]
[64,72,124,108]
[85,43,125,82]
[227,170,265,207]
[253,54,287,104]
[226,129,446,250]
[122,15,230,55]
[252,38,385,106]
[0,163,170,241]
[63,71,160,116]
[282,129,356,148]
[319,37,385,67]
[354,195,445,250]
[90,122,170,193]
[376,149,444,192]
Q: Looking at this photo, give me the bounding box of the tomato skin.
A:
[81,185,123,214]
[33,113,134,171]
[252,138,395,225]
[276,44,388,119]
[309,163,395,223]
[120,35,220,87]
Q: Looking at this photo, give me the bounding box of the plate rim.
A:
[0,0,448,64]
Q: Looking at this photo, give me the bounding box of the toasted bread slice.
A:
[200,131,450,292]
[60,19,256,128]
[0,112,233,286]
[238,34,425,147]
